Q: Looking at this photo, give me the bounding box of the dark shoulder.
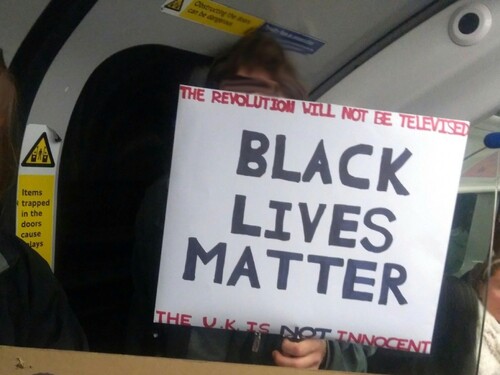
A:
[0,232,51,276]
[144,175,169,204]
[0,232,25,272]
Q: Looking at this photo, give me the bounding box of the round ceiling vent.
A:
[449,2,492,46]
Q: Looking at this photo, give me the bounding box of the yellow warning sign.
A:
[162,0,264,37]
[21,132,55,167]
[17,124,61,269]
[16,174,55,264]
[165,0,184,12]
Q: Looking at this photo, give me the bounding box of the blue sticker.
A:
[259,22,324,55]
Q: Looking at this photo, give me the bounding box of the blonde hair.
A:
[0,51,18,201]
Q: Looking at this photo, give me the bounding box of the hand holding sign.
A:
[273,338,327,369]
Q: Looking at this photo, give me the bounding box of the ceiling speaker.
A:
[449,2,492,46]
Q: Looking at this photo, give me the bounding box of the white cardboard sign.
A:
[154,85,468,353]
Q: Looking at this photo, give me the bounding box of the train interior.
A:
[2,0,500,373]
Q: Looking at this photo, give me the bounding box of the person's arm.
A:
[126,176,169,355]
[0,233,88,350]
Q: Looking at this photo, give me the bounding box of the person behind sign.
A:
[127,31,371,371]
[408,275,478,375]
[466,254,500,375]
[0,49,88,350]
[368,275,478,375]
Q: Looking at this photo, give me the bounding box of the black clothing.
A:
[127,177,370,371]
[0,232,88,350]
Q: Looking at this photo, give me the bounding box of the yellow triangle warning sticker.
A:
[164,0,184,12]
[21,133,55,168]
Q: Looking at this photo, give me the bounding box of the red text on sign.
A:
[180,86,206,102]
[155,310,192,325]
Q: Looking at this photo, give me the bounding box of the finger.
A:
[280,339,305,357]
[272,349,319,369]
[281,338,325,357]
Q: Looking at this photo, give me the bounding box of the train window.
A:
[445,193,483,276]
[368,122,499,374]
[55,44,210,352]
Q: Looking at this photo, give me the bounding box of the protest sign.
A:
[154,85,468,353]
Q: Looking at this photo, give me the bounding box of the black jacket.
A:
[0,232,88,350]
[127,176,370,371]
